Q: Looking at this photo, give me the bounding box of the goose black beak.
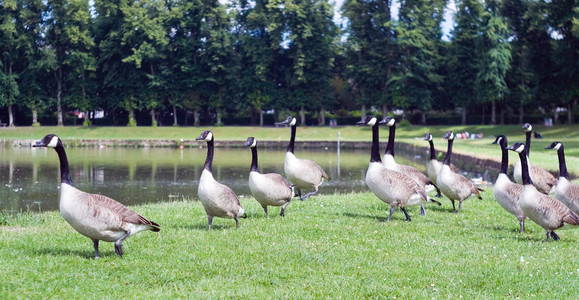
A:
[33,141,46,148]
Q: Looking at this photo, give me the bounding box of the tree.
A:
[447,0,484,125]
[0,0,21,126]
[475,0,511,125]
[44,0,94,126]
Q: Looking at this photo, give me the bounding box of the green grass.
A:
[1,191,579,298]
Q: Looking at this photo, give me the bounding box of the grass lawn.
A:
[1,191,578,298]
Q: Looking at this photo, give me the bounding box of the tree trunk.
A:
[216,107,222,125]
[519,48,526,124]
[461,105,467,125]
[8,105,14,127]
[361,104,367,121]
[194,109,200,126]
[173,105,178,126]
[250,107,258,125]
[32,109,38,125]
[481,105,486,124]
[151,108,157,127]
[300,106,306,125]
[553,108,558,125]
[382,103,388,119]
[128,108,136,126]
[420,111,426,125]
[491,99,497,125]
[318,107,325,126]
[56,68,64,126]
[83,111,91,126]
[259,110,264,127]
[500,105,505,125]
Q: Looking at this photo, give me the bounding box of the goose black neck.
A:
[204,139,214,172]
[557,146,569,180]
[287,125,296,153]
[499,141,509,175]
[370,124,382,163]
[525,130,531,158]
[518,150,533,185]
[428,140,436,160]
[384,125,395,156]
[443,139,453,166]
[54,144,74,186]
[250,146,259,172]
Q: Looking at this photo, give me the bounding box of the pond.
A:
[0,143,496,213]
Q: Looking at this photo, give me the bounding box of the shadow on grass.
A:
[32,247,102,259]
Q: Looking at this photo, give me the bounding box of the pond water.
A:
[0,143,496,213]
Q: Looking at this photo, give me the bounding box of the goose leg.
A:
[456,201,463,214]
[280,201,290,217]
[550,231,560,241]
[93,239,100,259]
[401,207,412,222]
[234,216,240,228]
[519,220,525,233]
[114,230,131,257]
[208,215,213,230]
[387,207,395,221]
[435,187,442,198]
[420,204,426,216]
[451,200,456,212]
[262,206,269,218]
[300,188,319,200]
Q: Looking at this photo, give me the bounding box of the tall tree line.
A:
[0,0,577,126]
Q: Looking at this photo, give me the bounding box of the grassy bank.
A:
[2,123,579,174]
[1,191,578,298]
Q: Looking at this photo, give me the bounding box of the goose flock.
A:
[32,118,579,258]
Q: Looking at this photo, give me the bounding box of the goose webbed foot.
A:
[420,205,426,216]
[401,207,412,222]
[547,231,560,241]
[93,240,100,259]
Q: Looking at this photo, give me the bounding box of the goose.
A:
[33,134,160,258]
[507,142,579,240]
[513,123,557,194]
[281,116,331,200]
[492,135,526,233]
[358,116,440,221]
[545,141,579,214]
[196,130,246,229]
[244,137,294,217]
[436,131,483,213]
[380,116,440,215]
[424,133,458,197]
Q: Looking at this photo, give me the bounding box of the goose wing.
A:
[89,193,160,231]
[301,158,331,180]
[530,165,557,194]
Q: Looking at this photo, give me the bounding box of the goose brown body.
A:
[546,142,579,215]
[508,142,579,240]
[33,134,160,258]
[436,131,483,213]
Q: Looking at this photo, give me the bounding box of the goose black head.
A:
[545,141,563,151]
[196,130,213,142]
[33,134,61,148]
[379,116,395,127]
[506,142,525,154]
[424,133,433,141]
[492,135,506,146]
[357,116,377,126]
[281,116,296,126]
[522,123,532,132]
[245,137,257,148]
[442,131,454,140]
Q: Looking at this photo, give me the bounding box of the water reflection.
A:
[0,144,495,213]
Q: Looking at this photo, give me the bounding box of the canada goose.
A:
[513,123,557,194]
[545,141,579,214]
[492,135,526,233]
[358,116,440,221]
[33,134,160,258]
[507,142,579,240]
[437,131,483,213]
[196,130,246,229]
[281,116,331,200]
[380,117,440,215]
[424,133,458,197]
[244,137,293,217]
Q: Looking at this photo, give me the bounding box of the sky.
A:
[331,0,457,41]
